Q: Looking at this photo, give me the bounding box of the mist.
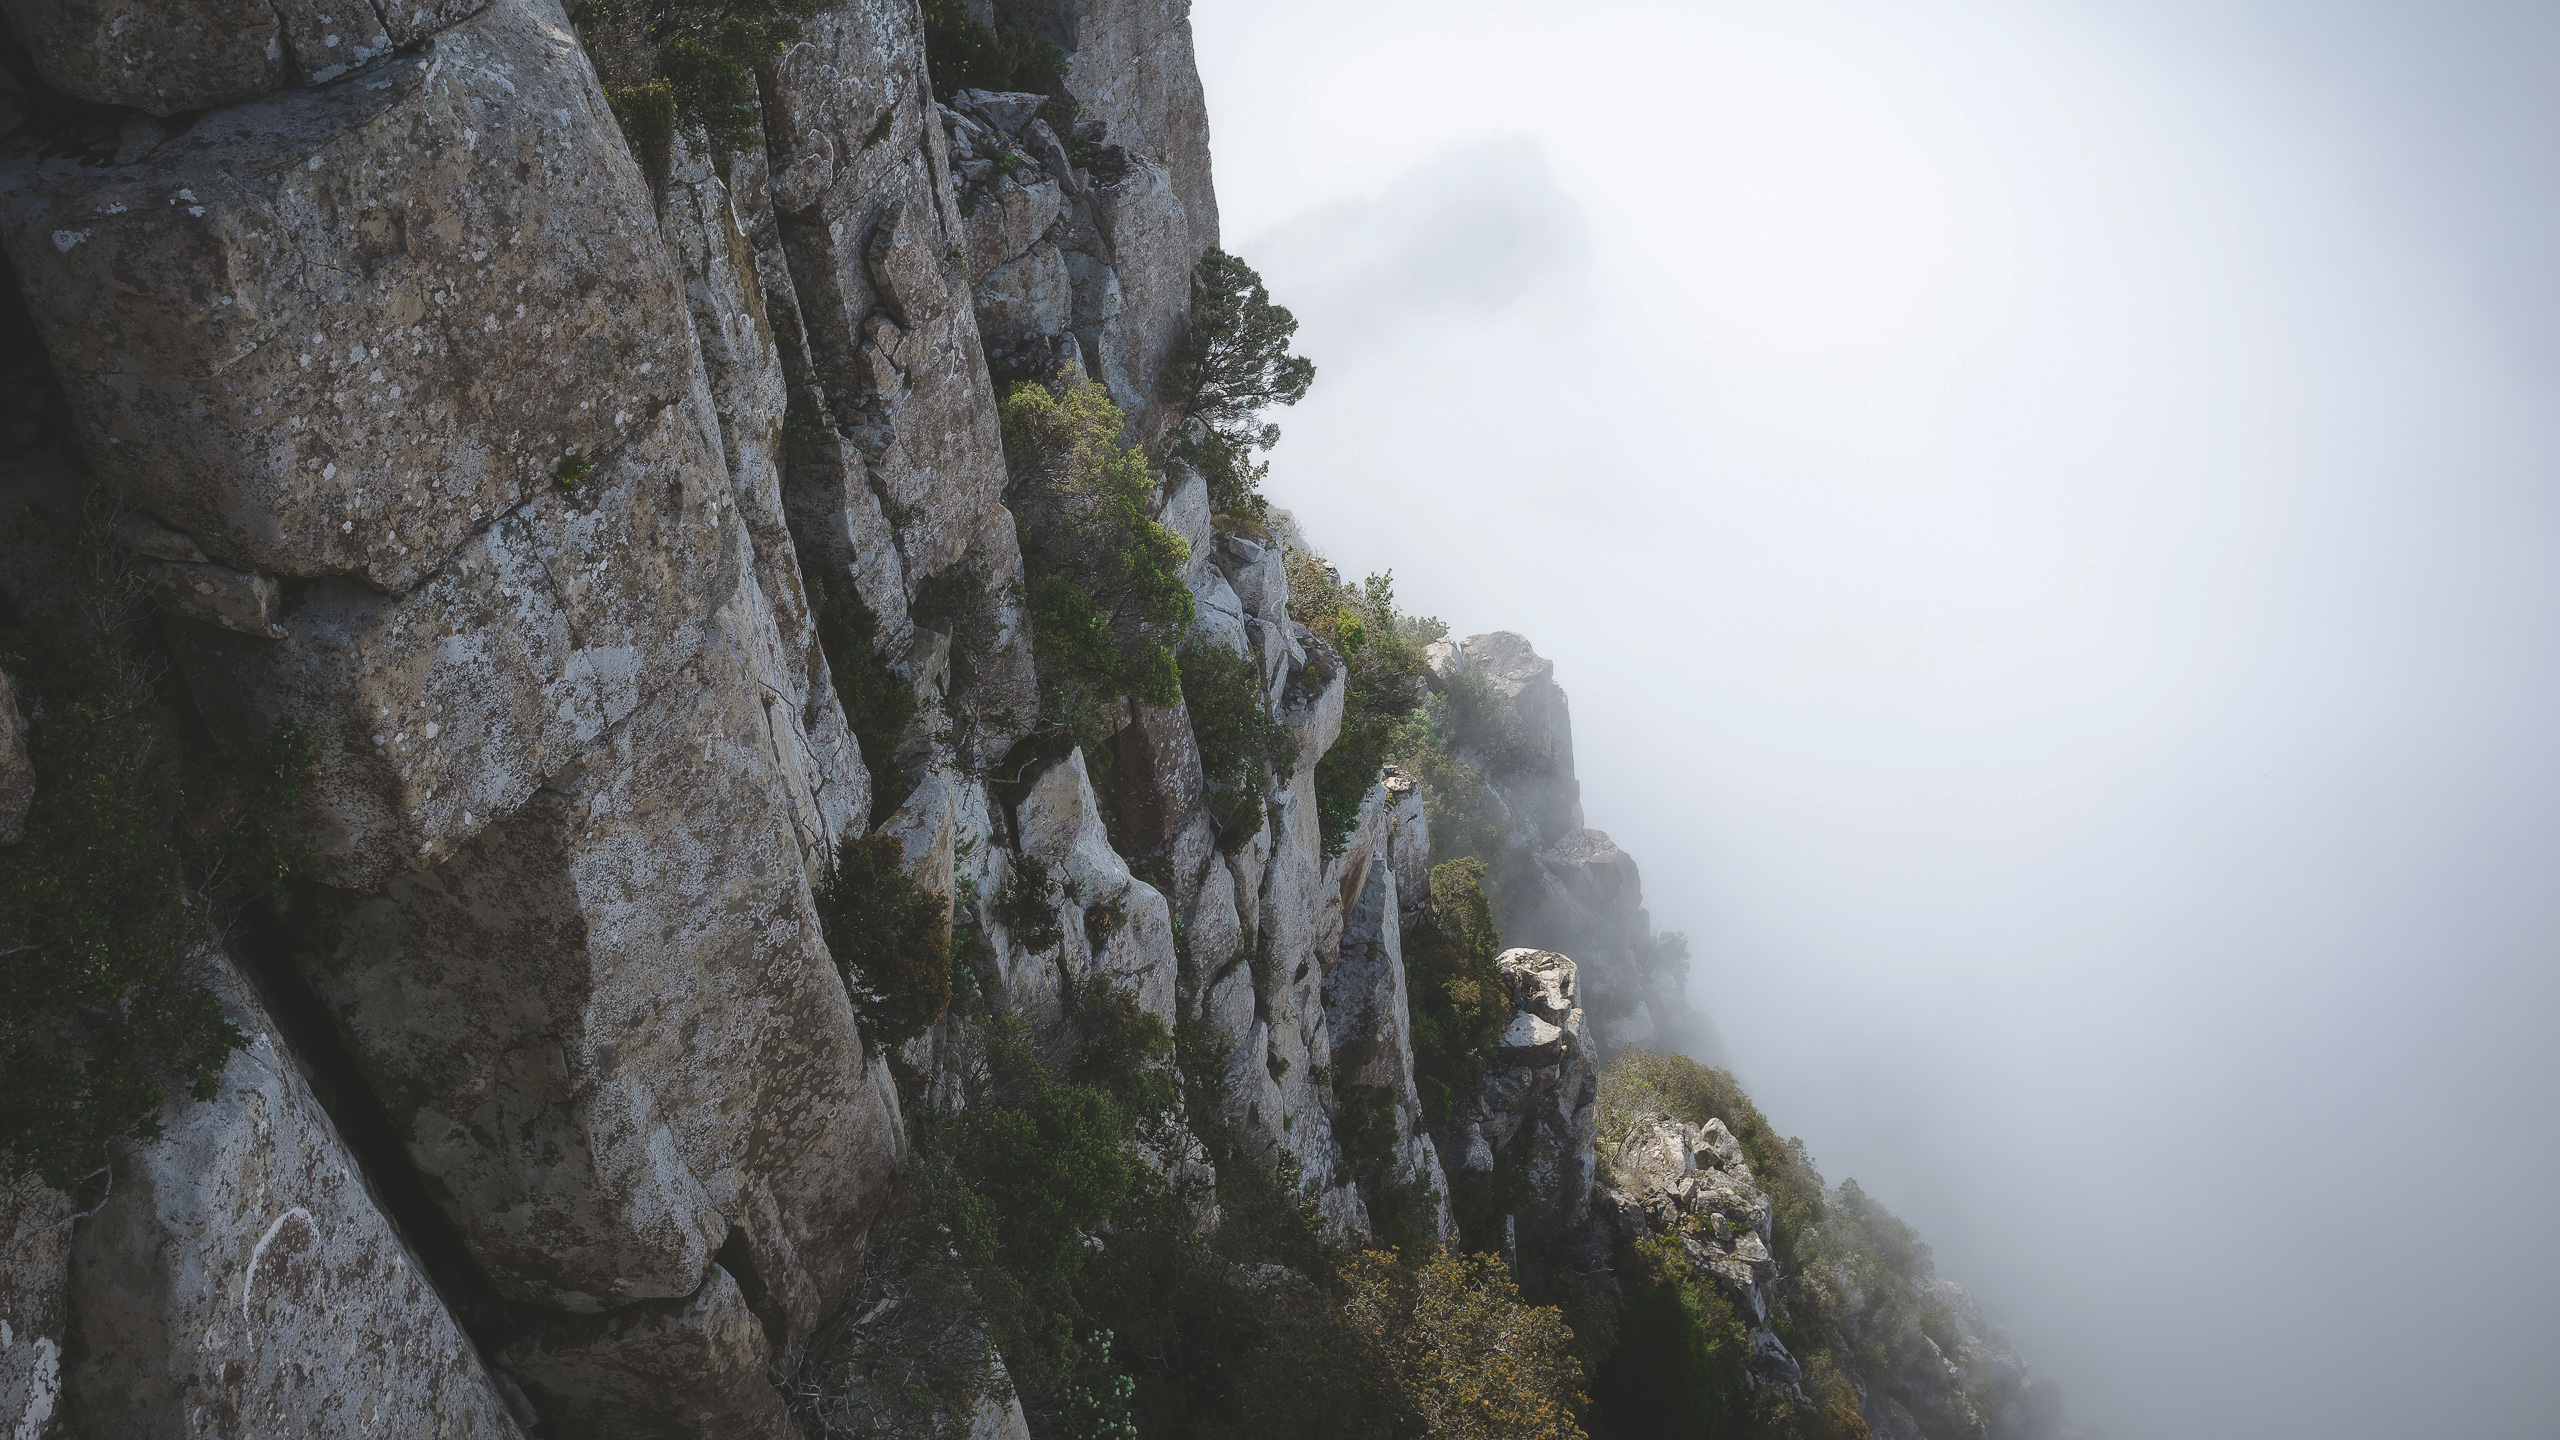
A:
[1189,3,2560,1437]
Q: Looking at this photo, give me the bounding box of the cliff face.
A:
[0,5,2075,1438]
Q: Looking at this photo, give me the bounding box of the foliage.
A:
[815,832,951,1050]
[1,503,312,1190]
[1162,250,1317,514]
[808,572,919,826]
[994,852,1065,953]
[573,0,823,164]
[1003,372,1194,743]
[913,562,1012,752]
[1591,1236,1755,1438]
[1338,1248,1590,1440]
[1284,558,1438,857]
[1332,1083,1438,1256]
[1177,642,1298,853]
[1402,858,1510,1133]
[919,0,1068,103]
[1588,1050,1915,1440]
[1595,1050,1826,1277]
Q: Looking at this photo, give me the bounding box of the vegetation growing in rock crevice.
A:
[815,831,951,1051]
[573,0,822,167]
[1580,1049,1898,1440]
[919,0,1069,105]
[794,963,1591,1439]
[1177,642,1297,853]
[1163,250,1317,516]
[1,502,314,1191]
[1401,858,1510,1133]
[1003,371,1194,747]
[1283,560,1437,856]
[807,572,919,826]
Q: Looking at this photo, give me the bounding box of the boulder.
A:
[1013,748,1179,1030]
[286,640,901,1334]
[0,0,691,595]
[59,946,526,1439]
[498,1265,789,1440]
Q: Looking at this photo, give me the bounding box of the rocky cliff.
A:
[0,4,2081,1437]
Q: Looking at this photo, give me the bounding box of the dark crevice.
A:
[226,896,533,1365]
[715,1225,790,1357]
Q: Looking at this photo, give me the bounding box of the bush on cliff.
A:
[574,0,824,164]
[1003,371,1194,745]
[920,0,1069,103]
[815,831,951,1050]
[806,572,919,825]
[1162,250,1317,515]
[1177,642,1298,853]
[1284,559,1438,856]
[1402,858,1511,1132]
[1,502,313,1191]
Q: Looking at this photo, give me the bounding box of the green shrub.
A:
[1337,1248,1589,1440]
[994,852,1064,953]
[1403,858,1510,1134]
[807,572,917,826]
[1178,642,1297,852]
[1162,250,1317,515]
[1,503,312,1190]
[1284,561,1439,857]
[1002,372,1194,743]
[1591,1236,1753,1439]
[572,0,822,162]
[919,0,1068,102]
[815,832,951,1050]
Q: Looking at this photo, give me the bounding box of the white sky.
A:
[1191,3,2560,1436]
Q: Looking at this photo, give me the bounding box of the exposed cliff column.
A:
[762,2,1006,588]
[992,0,1218,261]
[0,0,902,1421]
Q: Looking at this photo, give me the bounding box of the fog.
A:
[1188,3,2560,1437]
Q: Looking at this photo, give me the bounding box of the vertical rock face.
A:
[57,948,528,1439]
[0,0,1733,1432]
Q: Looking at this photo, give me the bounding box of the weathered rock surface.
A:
[1445,948,1598,1251]
[1,0,691,595]
[498,1265,790,1440]
[0,667,27,844]
[58,946,527,1439]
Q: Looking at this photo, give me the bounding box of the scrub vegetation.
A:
[1,501,313,1191]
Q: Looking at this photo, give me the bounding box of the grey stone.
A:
[765,4,1009,584]
[1084,151,1196,432]
[271,0,395,86]
[145,559,287,638]
[974,242,1071,355]
[169,398,744,888]
[61,946,526,1439]
[961,173,1063,282]
[1013,748,1179,1029]
[0,669,28,844]
[286,644,901,1330]
[952,88,1048,137]
[0,0,696,595]
[498,1265,791,1440]
[0,0,287,114]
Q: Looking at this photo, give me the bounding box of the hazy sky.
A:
[1190,3,2560,1437]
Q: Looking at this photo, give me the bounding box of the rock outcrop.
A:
[0,1,2077,1435]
